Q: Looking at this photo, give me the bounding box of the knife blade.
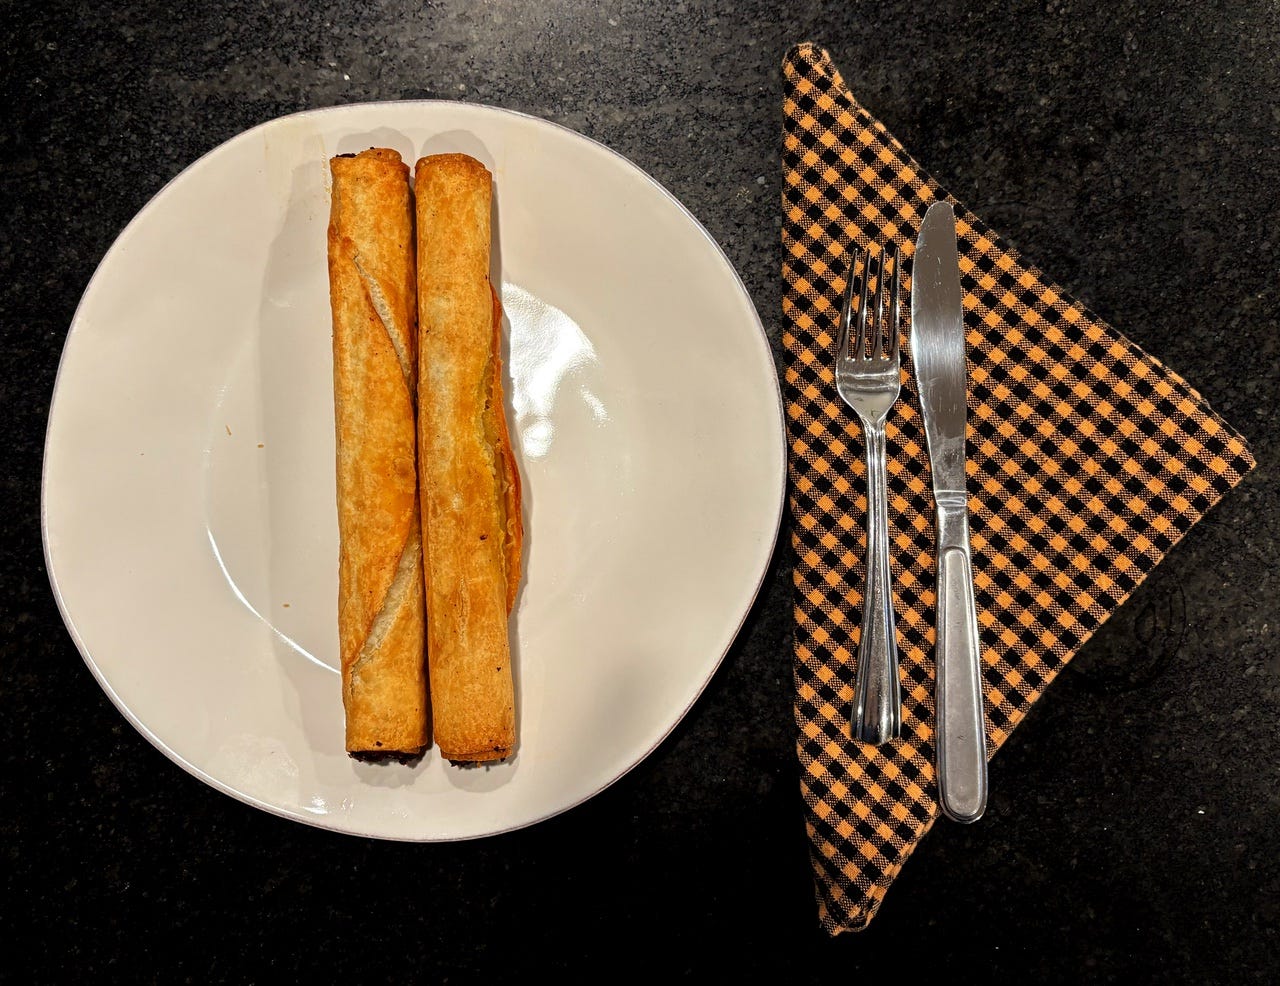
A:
[910,201,988,824]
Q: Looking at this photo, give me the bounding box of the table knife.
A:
[910,201,988,824]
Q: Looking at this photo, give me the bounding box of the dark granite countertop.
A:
[4,1,1276,980]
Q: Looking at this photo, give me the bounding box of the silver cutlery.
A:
[835,246,904,745]
[910,201,988,823]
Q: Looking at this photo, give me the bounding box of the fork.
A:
[835,246,904,745]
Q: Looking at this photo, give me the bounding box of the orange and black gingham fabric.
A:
[781,42,1255,935]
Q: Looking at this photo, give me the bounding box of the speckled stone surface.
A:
[4,1,1276,980]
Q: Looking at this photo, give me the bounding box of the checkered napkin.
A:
[781,42,1255,935]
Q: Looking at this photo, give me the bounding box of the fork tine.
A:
[838,247,859,360]
[872,250,888,360]
[857,249,873,359]
[889,246,901,362]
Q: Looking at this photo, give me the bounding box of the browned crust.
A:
[415,153,522,763]
[328,148,428,756]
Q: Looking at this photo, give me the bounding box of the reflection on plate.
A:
[41,102,785,840]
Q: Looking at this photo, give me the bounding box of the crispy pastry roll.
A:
[327,148,428,757]
[415,153,523,763]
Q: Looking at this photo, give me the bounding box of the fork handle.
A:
[853,424,901,745]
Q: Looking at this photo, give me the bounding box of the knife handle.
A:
[934,509,988,823]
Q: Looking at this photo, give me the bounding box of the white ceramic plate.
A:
[41,102,785,841]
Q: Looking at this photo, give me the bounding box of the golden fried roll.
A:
[327,148,428,757]
[415,153,523,763]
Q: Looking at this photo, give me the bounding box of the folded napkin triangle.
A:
[780,41,1255,935]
